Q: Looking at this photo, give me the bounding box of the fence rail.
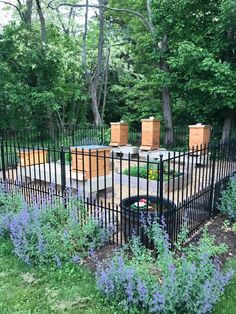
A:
[0,137,236,246]
[0,127,107,148]
[0,125,190,149]
[2,125,235,150]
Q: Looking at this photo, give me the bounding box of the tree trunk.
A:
[146,0,155,36]
[82,0,89,70]
[96,0,104,80]
[146,2,174,145]
[48,111,55,140]
[160,54,174,145]
[49,1,174,133]
[91,81,102,125]
[23,0,33,25]
[162,86,173,144]
[89,0,104,125]
[0,0,32,25]
[35,0,47,47]
[221,110,235,143]
[101,47,110,122]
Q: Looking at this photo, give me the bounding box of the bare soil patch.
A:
[85,215,236,271]
[188,215,236,263]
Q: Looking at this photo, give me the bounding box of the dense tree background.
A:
[0,0,235,142]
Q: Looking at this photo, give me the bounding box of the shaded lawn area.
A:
[0,240,123,314]
[213,258,236,314]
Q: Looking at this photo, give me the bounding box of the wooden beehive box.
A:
[189,124,211,152]
[18,149,48,167]
[140,118,160,151]
[70,146,111,179]
[109,122,128,147]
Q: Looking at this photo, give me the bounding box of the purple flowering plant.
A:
[0,184,26,237]
[7,191,112,267]
[96,217,234,313]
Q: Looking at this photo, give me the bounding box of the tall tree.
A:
[89,0,104,125]
[0,0,33,25]
[146,0,173,143]
[35,0,46,46]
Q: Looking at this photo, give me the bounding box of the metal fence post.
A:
[209,145,216,217]
[60,146,66,197]
[1,139,6,181]
[159,154,164,217]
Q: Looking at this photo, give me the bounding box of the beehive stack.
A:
[70,146,111,179]
[109,122,129,147]
[18,149,48,166]
[140,117,160,151]
[189,124,211,152]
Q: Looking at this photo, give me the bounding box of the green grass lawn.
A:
[0,240,123,314]
[1,239,236,314]
[213,258,236,314]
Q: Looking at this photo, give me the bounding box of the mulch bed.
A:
[85,244,118,272]
[85,215,236,272]
[188,215,236,263]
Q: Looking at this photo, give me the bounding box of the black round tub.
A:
[120,195,177,248]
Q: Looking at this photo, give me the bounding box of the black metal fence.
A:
[0,125,189,150]
[1,124,236,149]
[0,127,107,148]
[1,137,236,246]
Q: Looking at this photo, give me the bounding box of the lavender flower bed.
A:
[96,219,233,313]
[0,183,26,237]
[0,185,112,267]
[0,182,234,313]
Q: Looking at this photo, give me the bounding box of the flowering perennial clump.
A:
[96,218,233,314]
[0,185,112,267]
[9,195,112,266]
[0,184,26,237]
[0,183,234,313]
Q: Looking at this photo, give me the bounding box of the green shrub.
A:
[219,176,236,220]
